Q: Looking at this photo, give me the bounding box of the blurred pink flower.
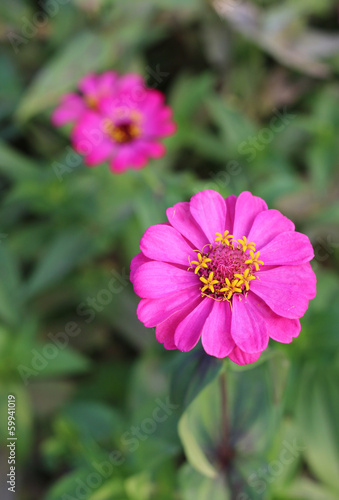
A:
[130,190,316,365]
[52,72,176,173]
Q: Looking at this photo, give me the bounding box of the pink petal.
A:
[97,71,118,93]
[110,147,148,173]
[231,294,269,353]
[71,112,114,166]
[83,140,114,166]
[130,253,151,283]
[251,263,316,319]
[78,74,98,95]
[225,194,237,233]
[166,202,207,250]
[232,191,268,240]
[190,190,227,244]
[71,112,105,153]
[133,261,199,299]
[139,89,165,111]
[201,300,235,358]
[152,121,177,136]
[228,346,262,365]
[52,94,85,126]
[174,298,214,351]
[138,141,166,158]
[156,296,202,350]
[247,209,295,249]
[118,73,145,92]
[142,104,176,137]
[246,293,301,343]
[137,286,200,327]
[98,96,121,117]
[259,232,314,266]
[140,224,196,266]
[269,318,301,343]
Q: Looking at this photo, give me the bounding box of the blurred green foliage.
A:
[0,0,339,499]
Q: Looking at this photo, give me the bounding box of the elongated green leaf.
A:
[16,31,117,121]
[44,469,126,500]
[179,464,230,500]
[297,363,339,494]
[16,343,90,383]
[0,382,33,460]
[179,359,283,480]
[206,95,256,147]
[0,140,39,180]
[170,348,223,413]
[277,477,339,500]
[170,73,215,123]
[0,242,21,325]
[24,229,94,298]
[178,411,219,478]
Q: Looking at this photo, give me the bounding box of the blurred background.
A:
[0,0,339,499]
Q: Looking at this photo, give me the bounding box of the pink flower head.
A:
[130,191,316,365]
[52,72,176,173]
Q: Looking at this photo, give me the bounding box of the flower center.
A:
[84,95,99,110]
[189,232,264,304]
[104,120,141,144]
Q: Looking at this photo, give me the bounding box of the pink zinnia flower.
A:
[130,191,316,365]
[52,72,176,173]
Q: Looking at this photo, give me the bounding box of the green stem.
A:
[220,370,229,450]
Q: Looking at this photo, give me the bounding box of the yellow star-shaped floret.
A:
[234,268,256,291]
[245,250,264,271]
[190,253,212,274]
[220,278,243,300]
[215,231,234,246]
[199,272,219,293]
[237,236,256,253]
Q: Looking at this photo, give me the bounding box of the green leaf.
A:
[0,241,21,325]
[89,479,127,500]
[44,469,89,500]
[63,401,123,442]
[16,31,117,121]
[170,348,223,413]
[0,382,33,460]
[170,73,215,123]
[32,345,91,379]
[276,477,339,500]
[179,464,230,500]
[0,140,39,181]
[297,363,339,494]
[16,341,90,383]
[178,360,283,480]
[125,472,153,500]
[24,228,95,298]
[206,94,256,148]
[178,409,219,478]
